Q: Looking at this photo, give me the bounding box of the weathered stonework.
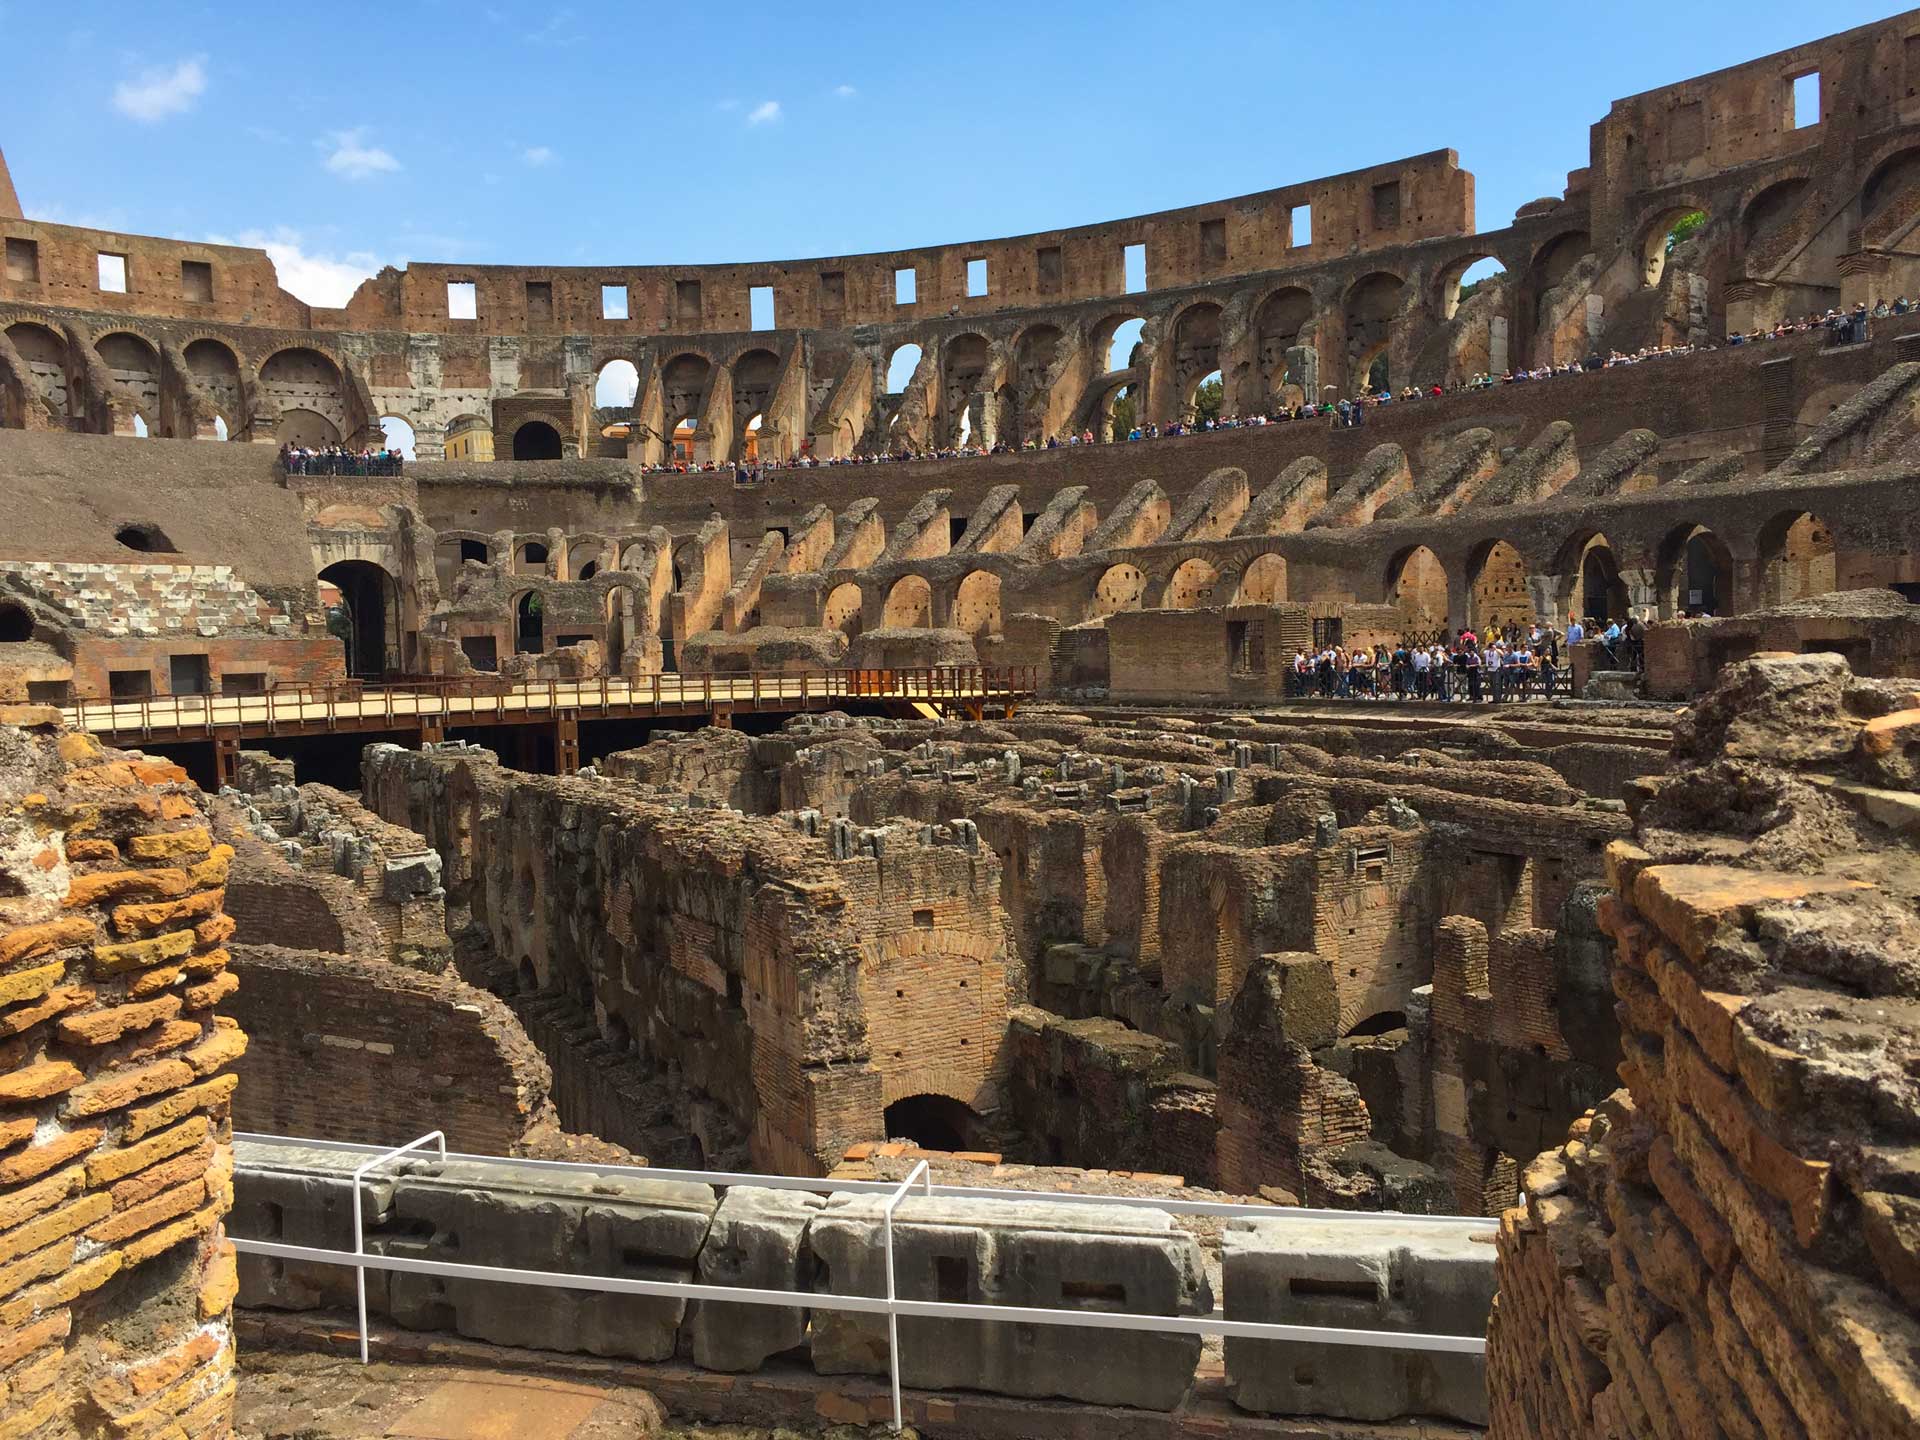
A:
[0,706,244,1438]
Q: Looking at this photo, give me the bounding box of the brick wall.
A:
[0,707,244,1438]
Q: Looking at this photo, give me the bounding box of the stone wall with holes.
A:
[1486,653,1920,1439]
[0,707,245,1439]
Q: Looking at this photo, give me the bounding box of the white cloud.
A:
[834,84,856,98]
[522,145,555,166]
[321,129,401,181]
[113,58,206,123]
[210,227,384,308]
[746,100,782,126]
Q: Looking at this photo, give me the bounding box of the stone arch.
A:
[883,1093,980,1151]
[824,581,864,637]
[1436,254,1508,321]
[940,333,990,447]
[511,420,563,460]
[1636,204,1710,290]
[96,331,163,432]
[604,585,633,668]
[1092,313,1147,374]
[1468,539,1533,636]
[1235,551,1288,605]
[1387,545,1448,633]
[513,591,544,653]
[1741,177,1811,250]
[260,346,348,437]
[443,412,493,461]
[1343,272,1405,394]
[1553,531,1630,627]
[595,358,639,409]
[276,409,339,447]
[318,559,398,677]
[1253,287,1313,407]
[730,348,780,460]
[1758,510,1837,605]
[1010,324,1062,444]
[885,342,924,394]
[1861,146,1920,225]
[661,353,712,431]
[1170,302,1223,409]
[183,338,241,425]
[1656,523,1734,618]
[882,574,933,628]
[952,570,1002,639]
[567,539,603,580]
[515,539,550,576]
[1163,557,1221,610]
[1088,563,1146,619]
[378,415,416,459]
[5,321,71,423]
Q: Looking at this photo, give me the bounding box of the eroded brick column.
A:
[0,706,244,1437]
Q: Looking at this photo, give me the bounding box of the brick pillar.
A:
[0,705,244,1437]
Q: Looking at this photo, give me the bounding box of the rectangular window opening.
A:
[97,252,128,293]
[525,281,553,322]
[1035,244,1062,296]
[108,669,151,700]
[894,267,917,305]
[1371,181,1402,230]
[1791,70,1820,128]
[749,285,775,330]
[676,279,702,323]
[601,283,628,320]
[966,257,988,297]
[181,259,213,302]
[1122,242,1146,294]
[446,280,477,320]
[5,237,38,283]
[1289,205,1312,248]
[1200,218,1227,263]
[819,270,845,308]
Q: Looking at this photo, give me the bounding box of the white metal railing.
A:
[230,1129,1493,1434]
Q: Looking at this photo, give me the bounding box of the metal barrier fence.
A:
[230,1130,1494,1434]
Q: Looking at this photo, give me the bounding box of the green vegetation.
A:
[1665,210,1707,253]
[1191,377,1223,424]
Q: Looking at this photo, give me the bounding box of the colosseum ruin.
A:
[1,11,1917,1440]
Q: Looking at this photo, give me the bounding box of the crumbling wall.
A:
[0,707,244,1439]
[1488,654,1920,1438]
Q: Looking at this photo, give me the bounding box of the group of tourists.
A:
[1285,615,1646,702]
[279,442,405,477]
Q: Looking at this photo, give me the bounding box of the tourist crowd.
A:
[638,298,1902,473]
[1284,615,1646,703]
[279,442,405,477]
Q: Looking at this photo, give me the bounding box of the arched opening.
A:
[1658,524,1733,618]
[882,574,933,628]
[1469,540,1532,636]
[941,334,989,448]
[98,334,162,431]
[1188,369,1223,423]
[515,541,550,576]
[566,540,602,581]
[824,582,864,637]
[1172,303,1223,414]
[604,586,631,668]
[1088,563,1145,619]
[1100,381,1137,442]
[261,347,346,440]
[444,413,494,462]
[1010,325,1063,445]
[1741,178,1811,251]
[1346,1010,1408,1038]
[1163,557,1220,610]
[115,522,177,553]
[0,602,32,642]
[952,570,1002,640]
[1102,316,1145,374]
[184,339,241,423]
[731,350,779,461]
[517,957,538,994]
[274,408,339,448]
[661,354,712,434]
[514,592,544,654]
[1861,148,1920,227]
[212,415,229,441]
[1640,208,1707,289]
[1236,552,1288,605]
[1253,289,1313,407]
[1387,546,1448,633]
[1440,255,1507,321]
[5,322,71,424]
[883,1093,979,1152]
[886,343,924,395]
[130,414,151,438]
[1759,511,1836,605]
[1532,231,1590,290]
[1344,272,1404,395]
[379,415,416,460]
[595,359,639,409]
[318,560,399,677]
[1558,533,1629,626]
[512,421,563,461]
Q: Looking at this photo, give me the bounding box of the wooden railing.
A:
[60,666,1043,743]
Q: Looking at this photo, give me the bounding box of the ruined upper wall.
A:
[0,145,21,221]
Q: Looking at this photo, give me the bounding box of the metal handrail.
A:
[231,1127,1491,1436]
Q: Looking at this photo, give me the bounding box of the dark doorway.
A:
[319,560,398,677]
[883,1094,978,1152]
[515,592,543,654]
[513,421,563,460]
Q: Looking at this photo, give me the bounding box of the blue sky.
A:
[0,0,1905,308]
